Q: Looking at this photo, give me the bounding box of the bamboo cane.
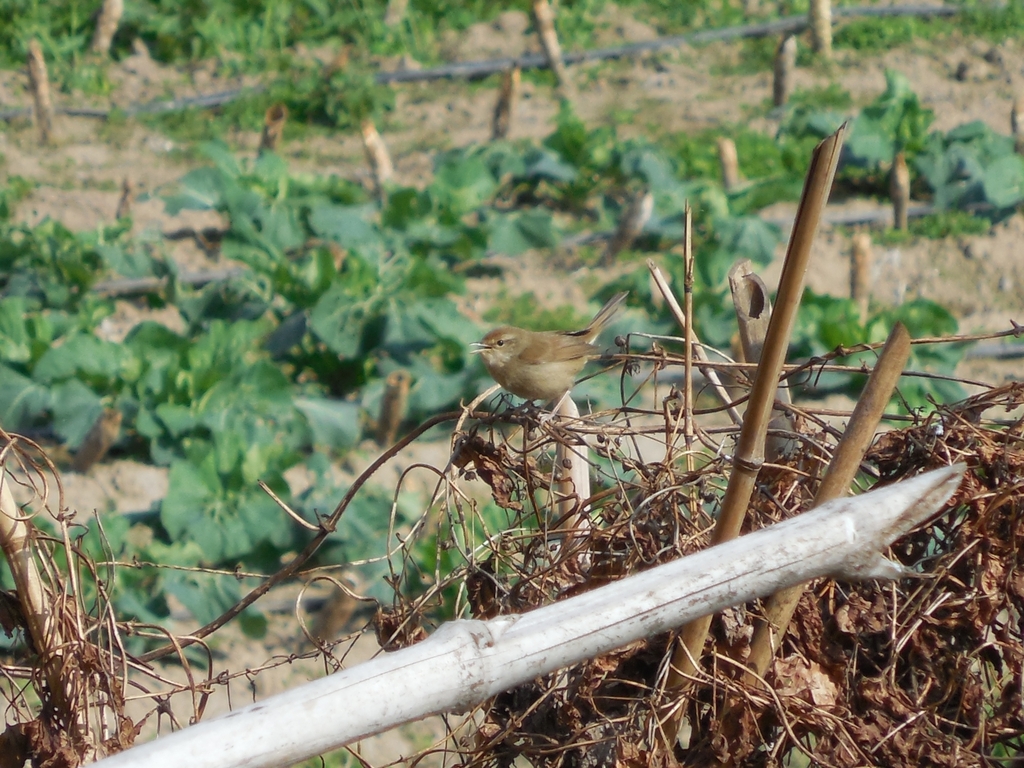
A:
[710,323,912,766]
[657,124,846,749]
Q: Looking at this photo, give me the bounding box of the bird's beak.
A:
[469,342,488,354]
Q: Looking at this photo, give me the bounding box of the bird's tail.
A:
[578,291,628,341]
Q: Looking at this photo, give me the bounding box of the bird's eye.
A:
[496,339,505,347]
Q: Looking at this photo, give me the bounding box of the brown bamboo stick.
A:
[773,34,797,108]
[809,0,833,58]
[532,0,573,97]
[711,322,912,765]
[491,66,521,141]
[657,124,847,749]
[27,39,54,145]
[718,137,740,192]
[745,322,911,678]
[259,103,288,154]
[376,370,411,446]
[91,0,124,55]
[890,151,911,231]
[850,231,872,319]
[602,189,653,263]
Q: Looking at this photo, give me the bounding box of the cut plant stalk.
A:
[681,205,699,519]
[552,397,592,544]
[91,0,124,55]
[531,0,573,98]
[728,261,794,462]
[0,456,73,739]
[809,0,832,58]
[773,34,797,108]
[491,66,521,141]
[850,231,873,319]
[657,123,846,750]
[890,151,910,231]
[647,260,743,427]
[711,322,912,767]
[360,118,394,198]
[115,176,133,220]
[376,370,411,447]
[72,408,123,473]
[259,103,288,154]
[603,189,653,264]
[718,138,740,192]
[27,39,54,145]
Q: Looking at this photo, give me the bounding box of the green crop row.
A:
[1,71,1004,642]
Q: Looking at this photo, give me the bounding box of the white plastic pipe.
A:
[93,464,964,768]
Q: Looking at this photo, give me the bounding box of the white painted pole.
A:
[92,465,964,768]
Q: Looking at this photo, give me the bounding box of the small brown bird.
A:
[473,292,627,402]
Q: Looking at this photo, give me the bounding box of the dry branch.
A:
[87,466,964,768]
[648,260,744,426]
[0,463,69,725]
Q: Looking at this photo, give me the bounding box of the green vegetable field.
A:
[1,1,1023,765]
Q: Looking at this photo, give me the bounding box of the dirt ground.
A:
[3,7,1024,763]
